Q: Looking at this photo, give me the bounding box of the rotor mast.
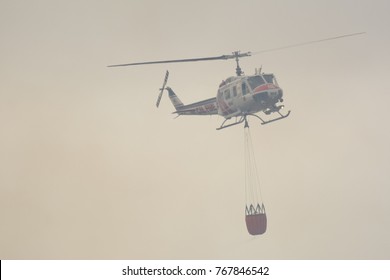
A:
[234,51,244,76]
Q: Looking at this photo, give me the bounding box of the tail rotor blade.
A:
[156,70,169,107]
[156,90,163,108]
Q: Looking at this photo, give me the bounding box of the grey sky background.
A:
[1,0,389,259]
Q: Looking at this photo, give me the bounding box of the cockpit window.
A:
[263,74,274,84]
[247,76,266,90]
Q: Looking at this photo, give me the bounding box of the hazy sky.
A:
[1,0,389,259]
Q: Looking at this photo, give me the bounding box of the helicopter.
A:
[108,32,364,130]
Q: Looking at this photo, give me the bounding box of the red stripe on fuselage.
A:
[253,83,277,93]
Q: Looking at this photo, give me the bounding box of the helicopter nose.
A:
[268,88,283,100]
[252,85,283,104]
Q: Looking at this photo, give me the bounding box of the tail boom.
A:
[166,87,218,116]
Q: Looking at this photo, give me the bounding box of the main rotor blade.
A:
[107,52,251,67]
[108,55,229,67]
[252,32,365,55]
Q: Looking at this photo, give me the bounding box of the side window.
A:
[232,86,237,97]
[242,82,247,95]
[224,89,231,99]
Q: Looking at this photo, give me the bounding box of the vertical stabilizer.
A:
[166,87,184,110]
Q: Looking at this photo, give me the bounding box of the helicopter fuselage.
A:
[216,73,284,119]
[169,73,284,118]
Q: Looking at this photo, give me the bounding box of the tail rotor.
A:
[156,70,169,107]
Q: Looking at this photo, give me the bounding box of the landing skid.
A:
[216,110,291,130]
[257,110,291,125]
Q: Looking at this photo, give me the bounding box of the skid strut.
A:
[216,116,246,130]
